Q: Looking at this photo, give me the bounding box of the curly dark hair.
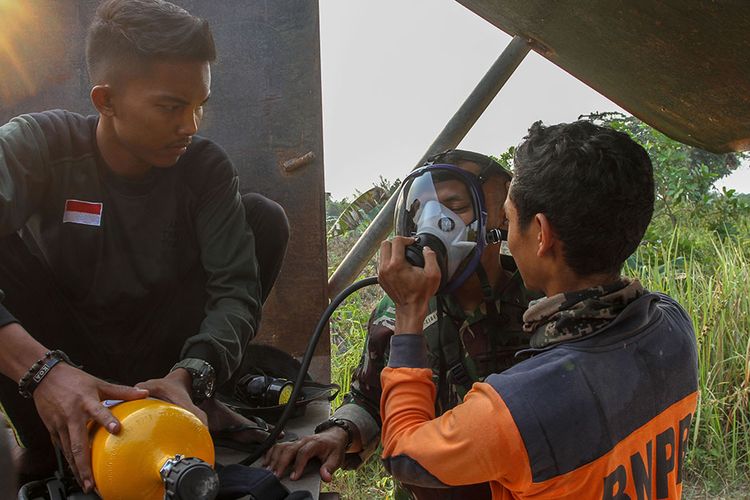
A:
[86,0,216,83]
[511,120,654,276]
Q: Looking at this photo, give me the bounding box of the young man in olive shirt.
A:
[0,0,288,492]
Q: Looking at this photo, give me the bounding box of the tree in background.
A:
[326,176,400,239]
[582,112,749,234]
[328,112,748,254]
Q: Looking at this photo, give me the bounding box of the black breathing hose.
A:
[240,276,379,465]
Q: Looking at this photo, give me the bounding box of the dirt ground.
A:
[684,480,750,499]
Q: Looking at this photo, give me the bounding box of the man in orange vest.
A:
[377,120,698,499]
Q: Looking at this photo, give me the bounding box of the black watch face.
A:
[203,378,215,398]
[191,363,215,401]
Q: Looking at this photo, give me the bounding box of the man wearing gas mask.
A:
[265,150,534,499]
[377,121,698,499]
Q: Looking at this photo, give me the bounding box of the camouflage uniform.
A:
[524,277,645,348]
[332,271,534,499]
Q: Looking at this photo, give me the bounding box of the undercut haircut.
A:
[86,0,216,83]
[512,120,654,276]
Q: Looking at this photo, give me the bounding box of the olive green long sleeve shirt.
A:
[0,110,261,384]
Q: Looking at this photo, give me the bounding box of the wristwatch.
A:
[314,417,354,449]
[171,358,216,405]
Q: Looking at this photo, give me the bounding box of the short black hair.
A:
[511,120,654,276]
[86,0,216,83]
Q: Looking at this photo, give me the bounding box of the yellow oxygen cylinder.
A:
[90,398,218,500]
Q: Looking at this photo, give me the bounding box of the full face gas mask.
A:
[394,150,511,295]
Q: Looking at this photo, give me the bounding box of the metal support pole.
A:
[327,35,530,297]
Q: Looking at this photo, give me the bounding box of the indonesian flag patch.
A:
[63,199,103,226]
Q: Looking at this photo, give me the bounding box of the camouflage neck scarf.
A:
[524,277,645,349]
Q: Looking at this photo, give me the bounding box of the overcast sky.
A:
[319,0,750,200]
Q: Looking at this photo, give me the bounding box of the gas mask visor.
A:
[394,164,487,294]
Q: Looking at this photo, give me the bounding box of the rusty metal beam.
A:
[328,35,530,297]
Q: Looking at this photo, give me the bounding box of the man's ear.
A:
[535,213,556,257]
[91,85,115,117]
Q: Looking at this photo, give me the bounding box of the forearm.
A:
[379,336,435,456]
[394,303,429,334]
[0,322,50,382]
[380,335,514,487]
[189,179,261,383]
[337,380,383,447]
[181,298,255,383]
[315,295,407,468]
[334,312,395,465]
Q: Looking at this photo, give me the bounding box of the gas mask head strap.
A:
[427,150,510,246]
[486,228,509,244]
[426,149,512,185]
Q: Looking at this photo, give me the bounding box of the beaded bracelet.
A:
[18,350,79,399]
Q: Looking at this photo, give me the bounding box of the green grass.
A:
[326,222,750,497]
[325,289,395,499]
[629,227,750,492]
[325,232,394,498]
